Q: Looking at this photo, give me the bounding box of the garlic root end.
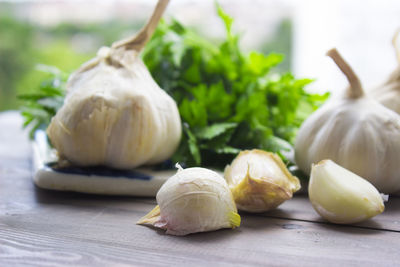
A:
[137,205,161,225]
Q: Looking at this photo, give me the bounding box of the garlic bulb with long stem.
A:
[369,29,400,114]
[137,164,241,236]
[295,48,400,194]
[224,149,300,213]
[47,0,181,169]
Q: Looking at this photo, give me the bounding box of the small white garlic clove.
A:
[137,166,240,236]
[309,160,385,224]
[224,149,301,213]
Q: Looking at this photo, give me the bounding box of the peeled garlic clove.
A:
[137,165,240,236]
[224,149,300,213]
[295,48,400,193]
[309,160,385,224]
[47,0,182,169]
[369,29,400,114]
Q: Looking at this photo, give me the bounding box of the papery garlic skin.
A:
[295,48,400,194]
[47,0,181,169]
[309,160,385,224]
[47,48,181,169]
[224,149,300,213]
[137,166,240,236]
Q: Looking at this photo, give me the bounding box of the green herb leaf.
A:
[18,65,66,138]
[196,122,237,140]
[143,5,328,168]
[183,123,201,165]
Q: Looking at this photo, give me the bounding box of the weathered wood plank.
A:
[266,194,400,232]
[1,199,400,267]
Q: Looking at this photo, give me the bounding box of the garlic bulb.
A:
[224,149,300,213]
[47,0,181,169]
[137,165,241,236]
[309,160,385,224]
[295,48,400,194]
[370,29,400,113]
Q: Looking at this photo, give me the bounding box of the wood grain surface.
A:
[1,111,400,266]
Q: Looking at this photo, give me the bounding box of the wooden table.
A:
[1,111,399,266]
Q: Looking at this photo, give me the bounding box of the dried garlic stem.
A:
[327,48,364,99]
[112,0,170,51]
[392,28,400,65]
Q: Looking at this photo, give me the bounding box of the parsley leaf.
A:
[143,5,328,168]
[18,66,67,138]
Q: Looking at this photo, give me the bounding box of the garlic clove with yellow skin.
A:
[369,29,400,114]
[47,0,182,169]
[295,48,400,194]
[224,149,301,213]
[309,160,385,224]
[137,165,240,236]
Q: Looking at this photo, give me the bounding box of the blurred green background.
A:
[0,1,292,111]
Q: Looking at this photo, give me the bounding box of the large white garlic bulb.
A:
[295,48,400,194]
[369,30,400,114]
[47,0,181,169]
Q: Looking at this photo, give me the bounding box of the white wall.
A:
[293,0,400,95]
